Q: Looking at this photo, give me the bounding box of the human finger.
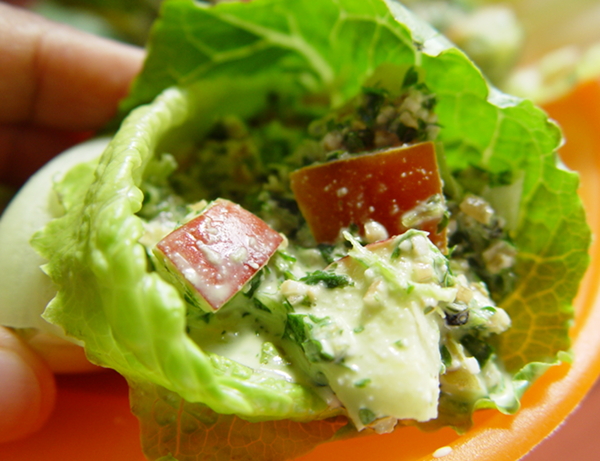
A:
[0,3,144,186]
[0,2,145,130]
[0,326,56,444]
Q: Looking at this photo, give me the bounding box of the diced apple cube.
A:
[154,198,283,312]
[289,142,447,250]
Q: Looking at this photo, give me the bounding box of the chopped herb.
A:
[202,313,212,324]
[144,247,157,272]
[362,86,388,98]
[396,123,418,143]
[277,251,297,263]
[359,87,387,126]
[402,66,419,88]
[442,269,453,287]
[440,344,452,368]
[445,245,457,260]
[244,271,263,298]
[183,290,197,307]
[422,94,437,111]
[308,314,331,326]
[304,339,335,363]
[391,233,413,259]
[461,164,514,188]
[285,314,340,363]
[353,325,365,334]
[347,222,360,237]
[188,311,212,325]
[407,284,415,294]
[343,129,373,153]
[284,314,308,343]
[354,378,372,388]
[394,339,405,348]
[460,334,493,366]
[437,211,450,233]
[253,298,272,313]
[490,170,514,187]
[325,150,344,161]
[358,408,377,426]
[283,270,296,280]
[272,251,297,281]
[300,271,353,288]
[317,244,336,264]
[282,299,294,313]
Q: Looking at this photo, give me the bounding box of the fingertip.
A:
[27,331,102,374]
[0,327,56,444]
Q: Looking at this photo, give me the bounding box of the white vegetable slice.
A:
[0,137,109,353]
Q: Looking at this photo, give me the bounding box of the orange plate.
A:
[1,79,600,461]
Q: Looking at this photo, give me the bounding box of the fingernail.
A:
[0,349,43,443]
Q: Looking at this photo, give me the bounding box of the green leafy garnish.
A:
[461,334,494,366]
[300,271,353,289]
[354,378,372,388]
[358,408,377,426]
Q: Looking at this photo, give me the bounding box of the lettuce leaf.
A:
[34,87,330,421]
[129,380,351,461]
[32,0,590,459]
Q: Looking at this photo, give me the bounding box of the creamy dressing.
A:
[187,296,299,383]
[277,230,511,430]
[143,201,512,431]
[286,232,449,429]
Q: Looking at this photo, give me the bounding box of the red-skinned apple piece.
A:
[154,198,283,312]
[290,142,446,250]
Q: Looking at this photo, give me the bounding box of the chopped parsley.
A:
[354,378,372,388]
[460,334,493,366]
[300,271,353,289]
[358,408,377,425]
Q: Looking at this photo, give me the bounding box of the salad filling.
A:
[133,76,517,432]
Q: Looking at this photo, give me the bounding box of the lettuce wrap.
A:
[0,0,591,460]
